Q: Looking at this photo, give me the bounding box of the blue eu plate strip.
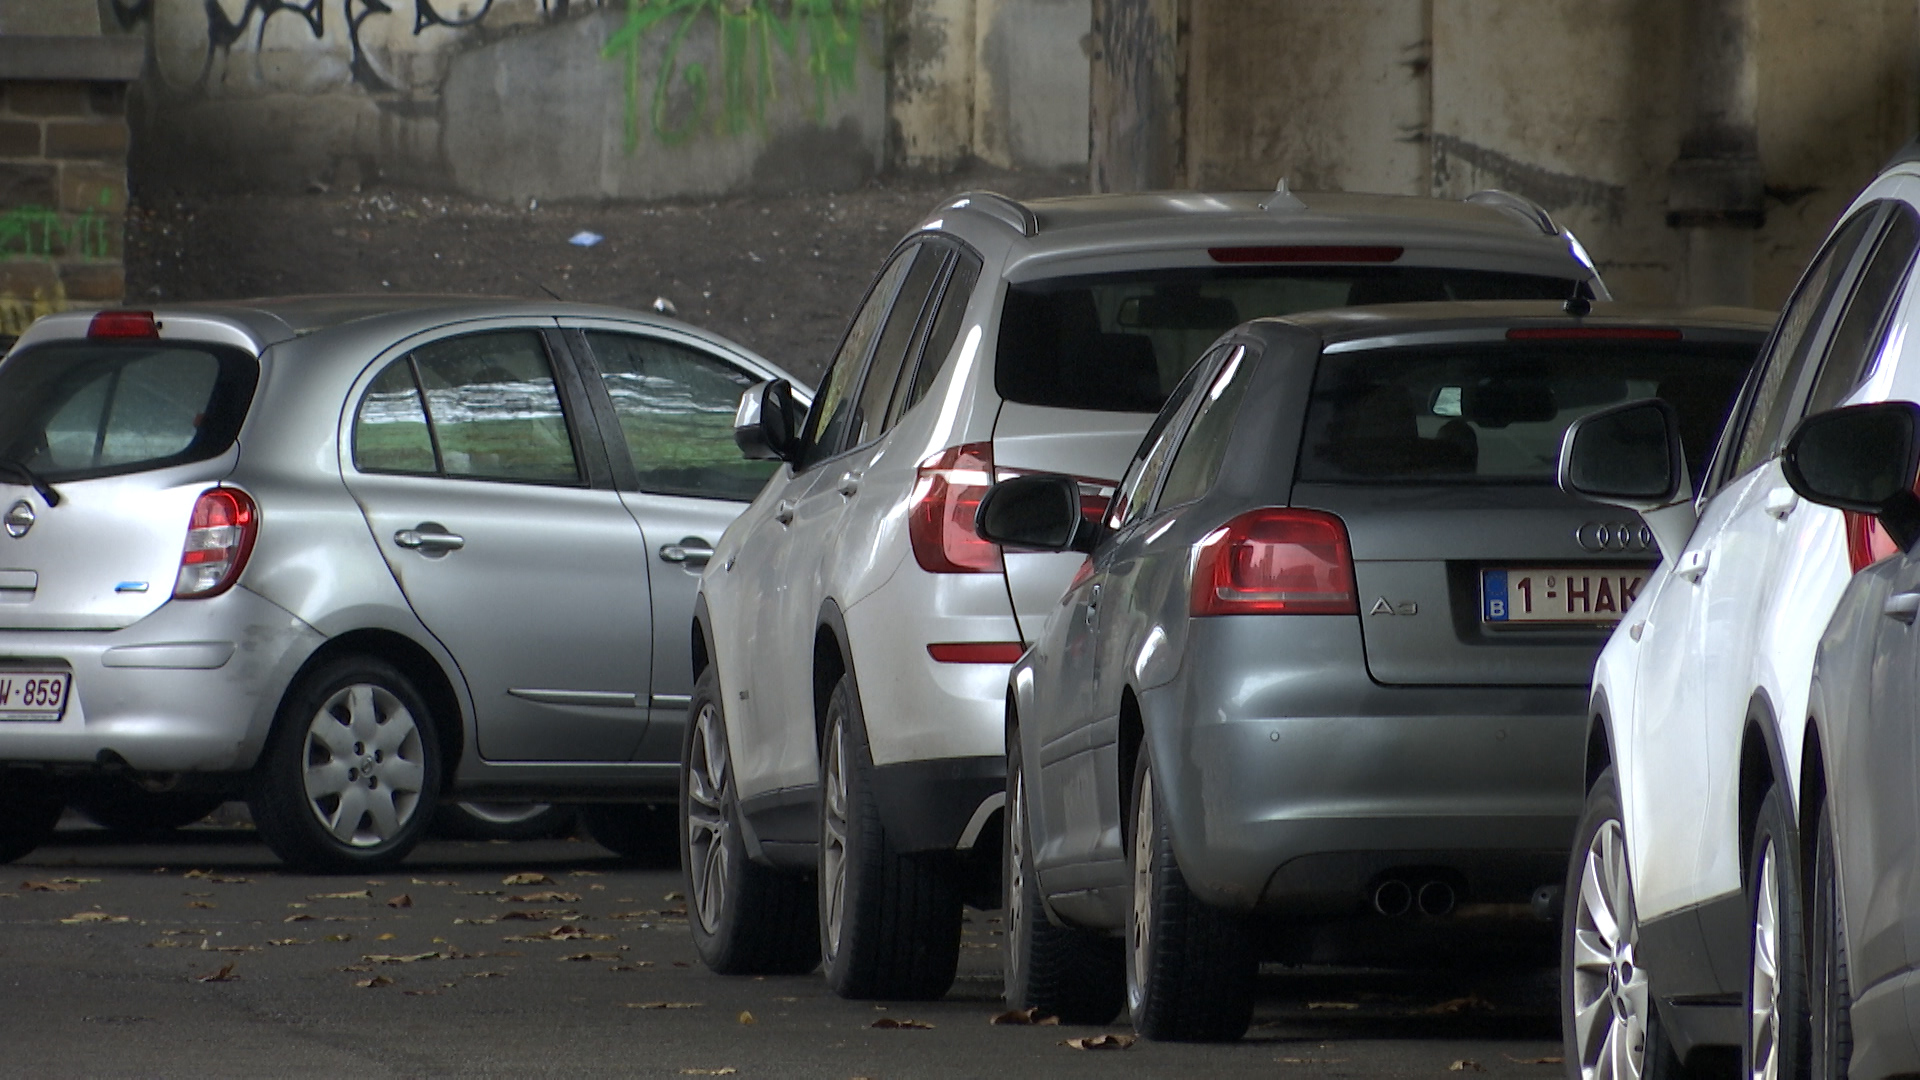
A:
[1482,570,1510,622]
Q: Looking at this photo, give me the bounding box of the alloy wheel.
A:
[821,716,850,959]
[1128,765,1156,1011]
[300,683,427,847]
[1749,837,1782,1080]
[685,701,733,936]
[1570,817,1652,1080]
[1006,764,1029,992]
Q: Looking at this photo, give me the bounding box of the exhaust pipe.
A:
[1416,879,1456,917]
[1371,879,1412,917]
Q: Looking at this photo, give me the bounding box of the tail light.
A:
[88,310,159,340]
[175,488,258,599]
[1845,511,1900,573]
[910,442,1002,574]
[1190,508,1356,616]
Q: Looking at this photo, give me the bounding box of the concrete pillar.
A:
[889,0,978,171]
[1667,0,1763,306]
[1088,0,1185,192]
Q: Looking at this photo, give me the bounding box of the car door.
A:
[343,322,653,763]
[561,323,786,765]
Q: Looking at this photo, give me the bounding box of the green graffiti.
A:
[0,193,114,260]
[602,0,871,152]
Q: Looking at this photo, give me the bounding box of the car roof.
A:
[1247,300,1776,348]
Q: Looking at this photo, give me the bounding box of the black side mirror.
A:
[975,474,1097,554]
[1784,401,1920,552]
[1557,398,1689,509]
[733,379,802,462]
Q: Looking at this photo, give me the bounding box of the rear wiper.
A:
[0,460,60,507]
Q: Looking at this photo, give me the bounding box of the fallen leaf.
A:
[195,963,239,983]
[453,917,498,926]
[355,976,394,989]
[209,944,259,954]
[1502,1056,1563,1066]
[1449,1062,1485,1073]
[990,1007,1060,1026]
[568,870,603,877]
[662,892,684,901]
[870,1017,933,1030]
[61,912,130,925]
[267,939,306,946]
[1062,1034,1135,1050]
[559,952,622,962]
[467,971,507,979]
[145,938,188,948]
[505,891,580,904]
[323,934,353,942]
[308,890,373,901]
[462,890,504,897]
[364,952,442,964]
[737,1011,756,1026]
[386,895,413,909]
[1307,1001,1360,1010]
[376,932,397,941]
[22,880,84,892]
[502,873,552,886]
[627,1002,704,1010]
[184,871,252,884]
[188,901,215,910]
[283,914,315,923]
[502,924,613,943]
[499,909,577,922]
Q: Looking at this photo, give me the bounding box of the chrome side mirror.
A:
[1558,398,1694,560]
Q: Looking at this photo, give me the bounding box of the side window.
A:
[892,249,983,423]
[584,332,774,501]
[1105,351,1215,529]
[847,244,947,448]
[1156,345,1254,510]
[1728,207,1884,478]
[353,359,437,474]
[411,330,580,484]
[799,249,916,467]
[1803,205,1920,417]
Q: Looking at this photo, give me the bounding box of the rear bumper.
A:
[0,586,322,774]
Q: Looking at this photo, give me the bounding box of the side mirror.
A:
[1783,401,1920,552]
[733,379,802,462]
[975,474,1098,554]
[1558,399,1689,509]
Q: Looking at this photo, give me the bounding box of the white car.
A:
[1556,151,1920,1078]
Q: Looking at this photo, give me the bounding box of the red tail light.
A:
[910,442,1002,574]
[88,310,160,339]
[1845,511,1900,573]
[1190,508,1357,616]
[175,488,258,599]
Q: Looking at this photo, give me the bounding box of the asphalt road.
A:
[3,819,1569,1079]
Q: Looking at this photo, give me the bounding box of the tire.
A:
[73,781,225,834]
[1563,765,1688,1080]
[818,672,963,1001]
[1747,783,1810,1080]
[431,801,577,841]
[580,803,678,867]
[1003,718,1124,1024]
[682,666,819,975]
[1810,798,1853,1080]
[1124,747,1255,1042]
[0,773,62,864]
[249,657,441,874]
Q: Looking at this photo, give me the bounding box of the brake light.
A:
[911,442,1002,574]
[1845,511,1901,573]
[1208,245,1402,264]
[1505,327,1682,341]
[174,488,258,599]
[88,310,159,339]
[1190,508,1356,616]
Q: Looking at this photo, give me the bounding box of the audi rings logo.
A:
[1576,521,1654,553]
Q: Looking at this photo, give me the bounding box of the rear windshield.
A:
[1298,339,1757,485]
[0,342,258,482]
[995,267,1581,412]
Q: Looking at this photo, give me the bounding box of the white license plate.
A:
[1482,568,1646,625]
[0,671,70,721]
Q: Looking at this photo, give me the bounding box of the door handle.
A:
[393,525,465,554]
[1676,549,1710,583]
[1765,488,1800,520]
[659,538,715,567]
[1884,590,1920,624]
[837,472,861,497]
[775,500,796,526]
[1085,583,1101,628]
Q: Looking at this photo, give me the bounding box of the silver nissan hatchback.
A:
[0,297,804,872]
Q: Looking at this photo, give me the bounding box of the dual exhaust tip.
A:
[1370,877,1457,917]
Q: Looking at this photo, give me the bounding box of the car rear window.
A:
[1298,338,1758,485]
[0,341,258,482]
[994,267,1580,413]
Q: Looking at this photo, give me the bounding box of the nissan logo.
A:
[3,501,32,539]
[1577,521,1654,554]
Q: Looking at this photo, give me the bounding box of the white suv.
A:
[686,187,1607,998]
[1555,152,1920,1077]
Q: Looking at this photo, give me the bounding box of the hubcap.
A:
[1570,818,1651,1080]
[685,701,733,936]
[1750,838,1782,1080]
[821,716,849,960]
[301,683,426,847]
[1006,765,1028,992]
[1127,767,1155,1012]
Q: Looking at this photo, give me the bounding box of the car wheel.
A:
[818,672,963,1000]
[1747,783,1810,1080]
[1124,747,1255,1042]
[682,667,820,975]
[0,773,62,864]
[580,803,678,867]
[73,780,226,834]
[249,657,441,874]
[431,801,577,841]
[1003,718,1124,1024]
[1564,765,1688,1079]
[1809,797,1853,1080]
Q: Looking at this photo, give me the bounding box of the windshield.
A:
[1298,338,1758,485]
[0,342,258,482]
[994,266,1583,413]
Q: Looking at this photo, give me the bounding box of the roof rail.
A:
[1464,189,1559,236]
[942,191,1038,238]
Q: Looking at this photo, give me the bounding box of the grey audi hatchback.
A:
[0,297,803,871]
[977,301,1771,1041]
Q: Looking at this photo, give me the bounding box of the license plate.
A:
[0,671,70,721]
[1482,568,1646,625]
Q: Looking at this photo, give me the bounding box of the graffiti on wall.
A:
[0,202,116,262]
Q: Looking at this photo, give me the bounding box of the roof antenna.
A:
[1563,282,1592,317]
[1260,177,1306,213]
